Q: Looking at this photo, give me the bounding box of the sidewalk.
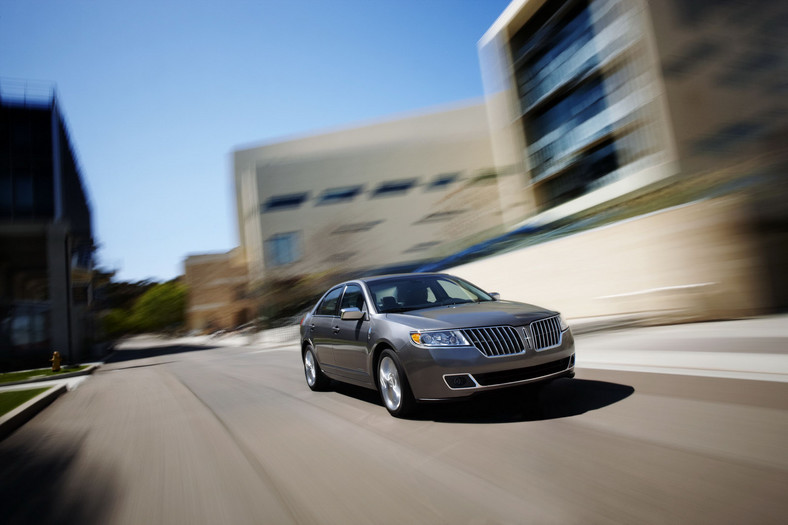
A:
[574,314,788,382]
[0,364,100,441]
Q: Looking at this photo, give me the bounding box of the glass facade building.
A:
[0,83,95,368]
[480,0,675,222]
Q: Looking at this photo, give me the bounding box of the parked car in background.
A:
[300,273,575,417]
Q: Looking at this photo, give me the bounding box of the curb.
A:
[0,364,100,388]
[0,383,67,441]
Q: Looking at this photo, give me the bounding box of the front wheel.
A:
[303,345,330,391]
[377,350,415,418]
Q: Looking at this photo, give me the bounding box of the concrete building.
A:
[234,102,504,283]
[0,83,94,368]
[183,248,255,333]
[478,0,786,227]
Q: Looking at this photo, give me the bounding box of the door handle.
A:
[309,324,316,331]
[332,326,340,334]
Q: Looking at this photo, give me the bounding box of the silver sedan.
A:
[300,273,575,417]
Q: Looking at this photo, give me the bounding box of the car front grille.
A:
[528,316,563,351]
[460,326,525,357]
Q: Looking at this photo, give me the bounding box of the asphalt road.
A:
[2,329,787,524]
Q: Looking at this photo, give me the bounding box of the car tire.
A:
[377,349,415,418]
[303,345,330,391]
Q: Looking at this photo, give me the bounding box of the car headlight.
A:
[559,314,569,331]
[410,330,470,347]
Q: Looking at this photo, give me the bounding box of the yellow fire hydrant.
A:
[50,351,62,372]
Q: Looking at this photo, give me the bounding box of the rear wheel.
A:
[377,349,415,418]
[303,345,330,391]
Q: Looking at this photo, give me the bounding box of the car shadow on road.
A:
[322,377,634,424]
[417,378,635,423]
[330,381,385,407]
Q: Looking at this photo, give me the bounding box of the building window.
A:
[513,0,598,110]
[426,172,459,190]
[537,138,618,208]
[262,193,308,212]
[510,0,623,207]
[371,179,417,197]
[468,170,498,185]
[332,220,383,234]
[316,185,363,205]
[415,210,466,224]
[326,252,358,262]
[404,241,439,253]
[14,175,34,213]
[264,232,301,267]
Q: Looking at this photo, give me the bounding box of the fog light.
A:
[444,374,475,389]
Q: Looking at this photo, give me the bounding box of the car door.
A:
[307,285,343,368]
[333,283,372,381]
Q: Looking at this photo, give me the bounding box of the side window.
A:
[317,287,343,316]
[340,284,367,313]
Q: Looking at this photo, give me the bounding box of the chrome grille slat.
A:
[461,326,525,357]
[488,328,501,356]
[500,326,517,351]
[482,328,495,355]
[500,328,511,353]
[477,328,491,355]
[492,327,505,355]
[529,316,562,351]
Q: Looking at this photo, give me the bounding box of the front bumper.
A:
[403,329,575,401]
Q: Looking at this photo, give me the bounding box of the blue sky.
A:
[1,0,511,282]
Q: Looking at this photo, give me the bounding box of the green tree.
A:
[100,279,187,337]
[128,280,188,333]
[101,308,132,339]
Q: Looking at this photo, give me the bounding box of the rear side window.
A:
[317,287,343,316]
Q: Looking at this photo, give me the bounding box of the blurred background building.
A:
[479,0,786,226]
[480,0,677,226]
[471,0,787,315]
[233,102,504,283]
[0,81,95,368]
[183,248,254,333]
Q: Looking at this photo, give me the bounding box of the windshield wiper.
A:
[443,299,472,306]
[382,307,413,313]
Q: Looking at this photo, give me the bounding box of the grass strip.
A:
[0,365,90,385]
[0,387,50,417]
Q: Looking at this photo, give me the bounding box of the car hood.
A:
[383,300,557,329]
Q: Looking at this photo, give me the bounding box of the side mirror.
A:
[490,293,501,301]
[340,307,366,321]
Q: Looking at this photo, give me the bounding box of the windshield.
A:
[367,275,494,313]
